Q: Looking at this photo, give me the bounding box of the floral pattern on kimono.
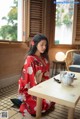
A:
[18,55,55,115]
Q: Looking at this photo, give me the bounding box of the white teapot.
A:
[61,72,75,86]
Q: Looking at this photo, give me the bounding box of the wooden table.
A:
[28,72,80,119]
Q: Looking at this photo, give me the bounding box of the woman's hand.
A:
[35,70,43,84]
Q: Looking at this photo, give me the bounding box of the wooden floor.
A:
[0,82,80,119]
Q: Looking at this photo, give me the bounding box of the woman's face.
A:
[36,40,47,53]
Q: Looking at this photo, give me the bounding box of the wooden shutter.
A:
[29,0,44,37]
[73,2,80,44]
[75,4,80,42]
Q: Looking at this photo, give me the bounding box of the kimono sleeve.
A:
[18,56,36,94]
[42,60,50,81]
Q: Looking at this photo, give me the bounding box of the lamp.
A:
[55,52,65,61]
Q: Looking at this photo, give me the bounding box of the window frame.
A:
[49,0,80,48]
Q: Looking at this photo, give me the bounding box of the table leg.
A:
[36,97,42,119]
[68,107,75,119]
[51,62,54,76]
[54,62,57,75]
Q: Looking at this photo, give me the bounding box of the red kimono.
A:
[18,55,55,116]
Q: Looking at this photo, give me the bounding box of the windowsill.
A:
[51,44,78,48]
[0,40,23,43]
[0,40,27,48]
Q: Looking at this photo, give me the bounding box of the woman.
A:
[18,34,55,116]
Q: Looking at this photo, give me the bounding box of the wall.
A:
[0,42,29,88]
[0,41,78,88]
[48,45,78,61]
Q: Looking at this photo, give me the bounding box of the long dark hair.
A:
[27,34,49,60]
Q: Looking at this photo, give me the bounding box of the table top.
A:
[28,72,80,108]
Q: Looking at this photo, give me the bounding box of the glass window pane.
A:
[0,0,22,41]
[54,0,74,44]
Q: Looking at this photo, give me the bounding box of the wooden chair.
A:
[65,49,80,72]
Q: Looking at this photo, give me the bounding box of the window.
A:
[0,0,23,41]
[54,0,74,44]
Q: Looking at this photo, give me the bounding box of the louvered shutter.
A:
[29,0,44,37]
[75,4,80,42]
